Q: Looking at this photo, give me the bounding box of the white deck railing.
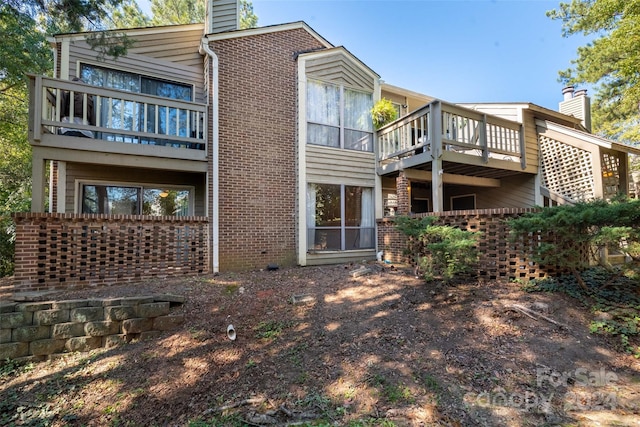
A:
[28,75,207,151]
[377,100,524,168]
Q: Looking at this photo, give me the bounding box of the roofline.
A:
[205,21,333,49]
[297,46,380,80]
[537,119,640,155]
[50,23,206,42]
[380,83,434,102]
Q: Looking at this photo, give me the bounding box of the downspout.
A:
[200,37,220,273]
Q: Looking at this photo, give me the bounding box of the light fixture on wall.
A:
[159,190,169,198]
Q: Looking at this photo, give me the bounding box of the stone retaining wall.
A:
[0,295,185,361]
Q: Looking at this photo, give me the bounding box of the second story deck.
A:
[377,100,536,179]
[28,75,208,165]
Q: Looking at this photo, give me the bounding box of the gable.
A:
[305,51,375,92]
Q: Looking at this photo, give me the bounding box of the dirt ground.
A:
[1,262,640,427]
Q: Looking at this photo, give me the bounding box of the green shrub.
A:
[370,98,398,130]
[395,215,480,282]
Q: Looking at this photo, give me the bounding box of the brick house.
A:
[17,0,639,290]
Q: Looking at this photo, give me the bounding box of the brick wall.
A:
[209,29,327,270]
[0,295,184,361]
[12,213,209,291]
[377,208,573,282]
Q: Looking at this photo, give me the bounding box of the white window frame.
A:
[306,79,373,152]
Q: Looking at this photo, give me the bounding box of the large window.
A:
[307,183,374,251]
[81,184,191,216]
[306,80,373,152]
[79,64,195,142]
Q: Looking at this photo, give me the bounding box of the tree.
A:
[547,0,640,143]
[106,0,152,29]
[150,0,257,28]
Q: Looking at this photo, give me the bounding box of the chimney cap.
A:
[562,85,575,101]
[574,89,588,97]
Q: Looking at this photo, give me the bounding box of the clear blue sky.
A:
[251,0,592,111]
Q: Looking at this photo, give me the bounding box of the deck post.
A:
[430,101,443,212]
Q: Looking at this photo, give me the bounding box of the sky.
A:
[250,0,593,112]
[139,0,594,112]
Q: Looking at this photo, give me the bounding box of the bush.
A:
[395,215,480,282]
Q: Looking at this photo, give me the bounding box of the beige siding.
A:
[306,53,374,91]
[65,163,206,215]
[463,104,520,122]
[444,174,536,209]
[65,29,205,104]
[521,110,539,173]
[208,0,238,33]
[306,145,376,187]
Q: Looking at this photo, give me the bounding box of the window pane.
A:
[307,81,339,126]
[344,88,373,131]
[308,228,341,251]
[345,228,375,250]
[310,183,341,226]
[143,189,190,216]
[81,185,140,215]
[344,129,373,152]
[307,123,340,147]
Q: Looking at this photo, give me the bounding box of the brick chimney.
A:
[559,85,592,132]
[205,0,239,34]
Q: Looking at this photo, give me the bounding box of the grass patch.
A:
[255,320,292,339]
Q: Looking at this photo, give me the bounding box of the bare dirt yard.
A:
[1,263,640,426]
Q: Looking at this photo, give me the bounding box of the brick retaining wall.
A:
[11,213,209,291]
[0,295,185,361]
[377,208,575,282]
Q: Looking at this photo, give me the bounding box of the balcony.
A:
[28,75,207,162]
[377,100,529,178]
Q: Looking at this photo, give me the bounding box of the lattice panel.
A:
[13,213,209,290]
[539,135,595,202]
[601,151,621,198]
[377,208,589,282]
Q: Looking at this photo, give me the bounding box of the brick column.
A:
[396,172,410,215]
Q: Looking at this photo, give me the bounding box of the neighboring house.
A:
[18,0,639,289]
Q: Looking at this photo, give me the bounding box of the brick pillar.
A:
[396,172,410,215]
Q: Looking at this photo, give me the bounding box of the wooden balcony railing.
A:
[28,75,207,152]
[377,100,525,170]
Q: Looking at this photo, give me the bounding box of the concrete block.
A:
[70,307,104,322]
[30,339,66,356]
[104,306,136,321]
[12,325,50,342]
[89,298,122,307]
[0,312,27,328]
[0,342,29,359]
[122,318,153,334]
[136,302,170,318]
[0,302,18,313]
[154,294,186,305]
[85,321,120,337]
[121,297,155,306]
[52,300,89,310]
[34,309,70,325]
[65,336,101,352]
[0,328,11,344]
[52,322,86,339]
[16,302,53,312]
[153,314,185,331]
[103,334,128,348]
